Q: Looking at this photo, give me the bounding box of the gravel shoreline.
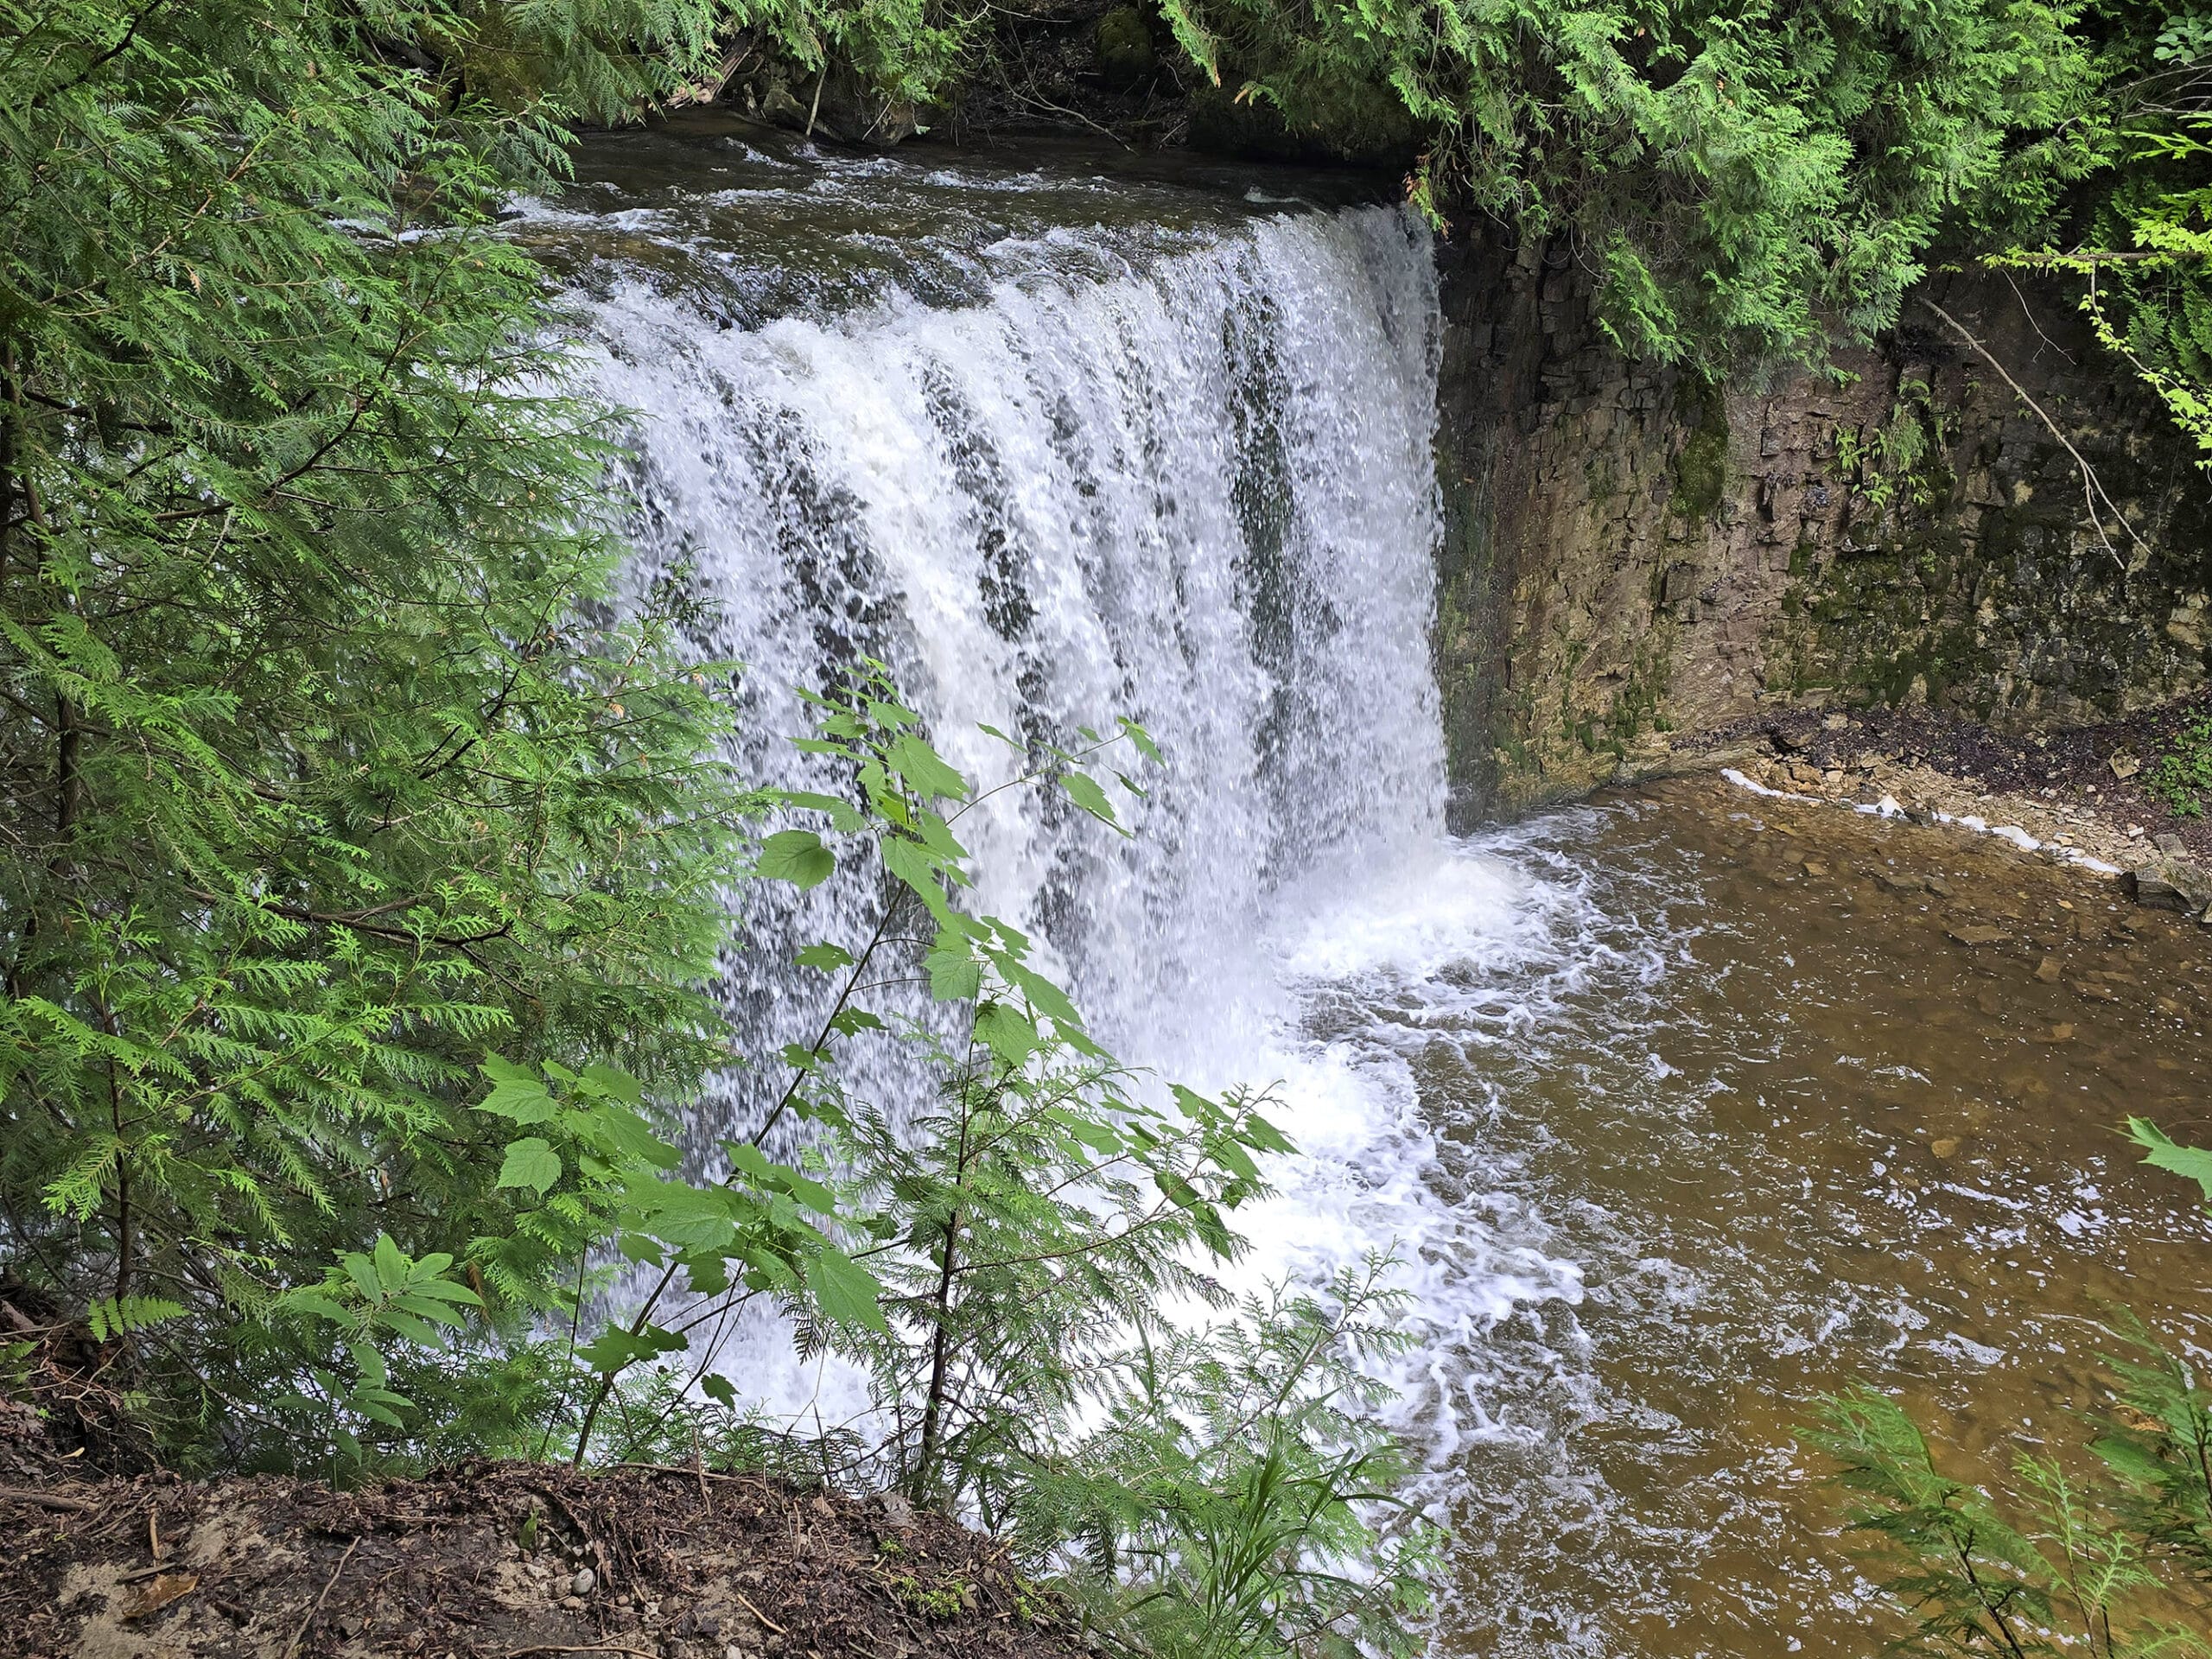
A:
[1670,694,2212,914]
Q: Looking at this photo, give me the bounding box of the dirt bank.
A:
[0,1464,1084,1659]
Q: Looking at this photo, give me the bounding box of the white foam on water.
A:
[1274,844,1538,983]
[1721,767,2129,876]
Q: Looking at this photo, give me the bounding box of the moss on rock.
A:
[1094,7,1156,86]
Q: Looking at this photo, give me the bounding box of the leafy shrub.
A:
[0,0,787,1470]
[1023,1266,1438,1659]
[1151,0,2094,372]
[2150,714,2212,817]
[557,670,1436,1659]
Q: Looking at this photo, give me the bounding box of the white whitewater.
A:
[559,175,1588,1455]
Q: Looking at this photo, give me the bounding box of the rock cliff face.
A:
[1433,233,2212,827]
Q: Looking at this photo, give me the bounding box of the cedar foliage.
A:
[1998,3,2212,467]
[0,0,766,1460]
[1154,0,2097,370]
[1051,0,2212,425]
[0,13,1433,1647]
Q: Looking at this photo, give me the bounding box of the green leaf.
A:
[372,1233,409,1293]
[882,836,954,922]
[2130,1117,2212,1199]
[682,1249,731,1297]
[392,1294,467,1327]
[805,1246,887,1331]
[912,810,969,864]
[759,829,836,888]
[728,1144,839,1215]
[477,1062,558,1124]
[577,1322,688,1376]
[588,1103,682,1171]
[624,1179,742,1252]
[1155,1169,1202,1209]
[996,954,1086,1034]
[348,1341,389,1389]
[286,1292,356,1326]
[1057,769,1128,835]
[580,1064,645,1106]
[377,1308,445,1346]
[1046,1107,1126,1154]
[796,942,855,973]
[1116,716,1162,764]
[340,1251,381,1304]
[404,1273,481,1306]
[885,734,969,803]
[1239,1107,1297,1157]
[925,932,984,1002]
[1208,1135,1262,1185]
[974,1001,1039,1065]
[496,1137,563,1195]
[701,1373,738,1407]
[85,1295,186,1343]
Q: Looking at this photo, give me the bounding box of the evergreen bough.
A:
[0,0,766,1463]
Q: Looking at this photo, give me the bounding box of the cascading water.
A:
[530,124,1587,1452]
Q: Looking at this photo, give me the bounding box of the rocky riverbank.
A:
[1663,695,2212,922]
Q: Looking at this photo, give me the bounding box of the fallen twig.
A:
[0,1485,98,1512]
[1919,296,2147,572]
[732,1588,788,1636]
[283,1538,357,1659]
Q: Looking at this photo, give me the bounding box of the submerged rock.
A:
[2124,855,2212,913]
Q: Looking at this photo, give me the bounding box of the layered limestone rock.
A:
[1433,233,2212,827]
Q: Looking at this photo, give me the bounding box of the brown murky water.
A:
[1419,775,2212,1657]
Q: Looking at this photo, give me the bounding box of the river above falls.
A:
[543,123,2212,1659]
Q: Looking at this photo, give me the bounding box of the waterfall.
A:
[547,150,1585,1443]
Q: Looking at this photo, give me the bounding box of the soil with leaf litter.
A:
[0,1460,1088,1659]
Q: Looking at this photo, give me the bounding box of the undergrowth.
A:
[2150,714,2212,817]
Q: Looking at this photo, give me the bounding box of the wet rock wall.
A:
[1434,232,2212,826]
